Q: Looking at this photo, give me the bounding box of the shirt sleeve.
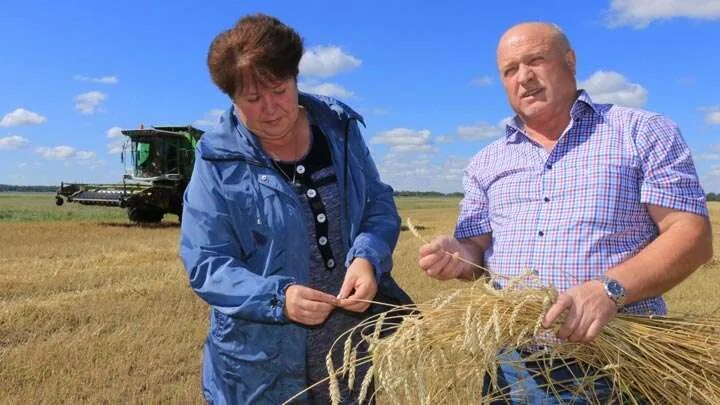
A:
[635,114,708,217]
[454,156,492,239]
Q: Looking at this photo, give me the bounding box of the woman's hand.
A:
[284,285,337,325]
[336,258,378,312]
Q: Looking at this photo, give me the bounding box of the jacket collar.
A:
[198,92,364,162]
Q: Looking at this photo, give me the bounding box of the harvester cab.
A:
[56,125,204,223]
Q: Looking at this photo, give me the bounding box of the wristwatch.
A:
[601,276,626,309]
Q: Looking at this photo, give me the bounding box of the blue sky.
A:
[1,0,719,192]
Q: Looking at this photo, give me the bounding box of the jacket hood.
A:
[197,92,364,163]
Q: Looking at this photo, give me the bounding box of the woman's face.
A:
[233,73,300,142]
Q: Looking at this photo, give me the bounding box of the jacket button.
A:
[296,165,306,174]
[326,259,335,268]
[318,236,328,246]
[316,213,326,223]
[260,175,268,181]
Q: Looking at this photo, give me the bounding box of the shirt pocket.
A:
[568,154,642,227]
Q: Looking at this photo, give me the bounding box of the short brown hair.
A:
[207,14,304,97]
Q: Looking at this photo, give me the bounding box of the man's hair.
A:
[207,14,304,97]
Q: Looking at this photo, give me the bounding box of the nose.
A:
[260,94,278,114]
[517,64,536,84]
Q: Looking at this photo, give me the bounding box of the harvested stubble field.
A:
[1,193,718,404]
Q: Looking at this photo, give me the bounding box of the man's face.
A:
[497,26,577,125]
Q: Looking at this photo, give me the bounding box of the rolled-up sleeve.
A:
[455,156,492,239]
[636,115,708,217]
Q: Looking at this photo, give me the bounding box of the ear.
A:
[565,49,577,76]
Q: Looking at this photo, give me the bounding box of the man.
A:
[418,22,713,401]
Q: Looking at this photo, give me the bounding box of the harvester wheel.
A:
[127,206,165,223]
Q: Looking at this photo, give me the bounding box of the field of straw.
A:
[1,193,718,403]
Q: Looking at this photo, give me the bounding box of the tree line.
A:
[1,184,718,201]
[0,184,57,192]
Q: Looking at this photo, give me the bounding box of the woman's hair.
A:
[207,14,304,97]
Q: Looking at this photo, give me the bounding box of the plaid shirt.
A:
[455,91,708,315]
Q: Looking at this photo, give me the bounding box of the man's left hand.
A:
[542,280,617,342]
[336,257,377,312]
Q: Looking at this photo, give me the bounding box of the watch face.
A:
[607,280,623,296]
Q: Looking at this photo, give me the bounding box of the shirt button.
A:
[538,231,544,237]
[318,236,328,246]
[546,164,552,170]
[326,259,335,268]
[306,188,317,198]
[543,197,550,202]
[316,213,326,223]
[296,165,306,174]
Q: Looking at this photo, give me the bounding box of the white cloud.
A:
[74,91,107,114]
[0,108,47,127]
[697,144,720,161]
[0,135,30,150]
[376,154,469,193]
[702,107,720,124]
[457,122,504,140]
[105,126,126,154]
[36,146,77,159]
[578,71,647,108]
[298,81,354,100]
[371,128,434,153]
[35,146,97,161]
[107,142,125,155]
[107,126,124,139]
[435,135,454,144]
[193,109,224,127]
[697,153,720,161]
[74,75,118,84]
[299,45,361,77]
[701,165,720,193]
[470,76,494,87]
[74,150,97,160]
[606,0,720,28]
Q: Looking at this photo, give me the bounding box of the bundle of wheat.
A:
[324,281,720,404]
[284,219,720,404]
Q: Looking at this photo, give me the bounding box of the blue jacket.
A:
[180,93,411,404]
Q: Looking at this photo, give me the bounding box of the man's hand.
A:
[284,285,337,326]
[336,257,377,312]
[542,280,617,342]
[418,236,469,280]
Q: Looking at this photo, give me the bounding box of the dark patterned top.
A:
[273,125,372,404]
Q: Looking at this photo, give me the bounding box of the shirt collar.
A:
[504,89,599,144]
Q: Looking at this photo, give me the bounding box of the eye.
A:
[503,66,517,77]
[529,56,544,66]
[272,87,287,95]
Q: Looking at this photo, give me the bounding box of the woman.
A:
[180,14,411,404]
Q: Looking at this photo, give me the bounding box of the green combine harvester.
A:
[55,125,204,223]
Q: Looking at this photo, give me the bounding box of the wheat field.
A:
[1,194,718,404]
